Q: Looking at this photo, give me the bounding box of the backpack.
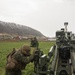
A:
[6,48,18,70]
[6,49,26,70]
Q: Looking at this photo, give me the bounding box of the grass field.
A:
[0,41,55,75]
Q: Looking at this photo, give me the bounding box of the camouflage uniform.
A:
[5,45,34,75]
[33,37,39,48]
[30,38,34,47]
[30,37,39,48]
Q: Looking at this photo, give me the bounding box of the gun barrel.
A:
[48,45,56,58]
[50,45,58,74]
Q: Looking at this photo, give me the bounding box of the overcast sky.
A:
[0,0,75,37]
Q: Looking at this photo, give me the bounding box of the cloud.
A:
[63,0,75,1]
[53,0,63,3]
[0,0,39,19]
[53,0,75,3]
[0,0,75,37]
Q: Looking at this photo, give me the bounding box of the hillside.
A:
[0,21,44,37]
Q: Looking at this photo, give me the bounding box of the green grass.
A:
[0,41,55,75]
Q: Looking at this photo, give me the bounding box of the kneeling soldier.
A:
[5,44,35,75]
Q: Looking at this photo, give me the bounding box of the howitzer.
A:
[49,24,75,75]
[32,45,56,75]
[32,22,75,75]
[33,48,43,73]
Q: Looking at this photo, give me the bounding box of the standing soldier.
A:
[33,37,39,48]
[5,45,35,75]
[30,37,39,49]
[30,38,34,47]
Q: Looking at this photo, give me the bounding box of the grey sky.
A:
[0,0,75,37]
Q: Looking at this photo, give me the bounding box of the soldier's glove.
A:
[30,50,36,62]
[29,55,34,62]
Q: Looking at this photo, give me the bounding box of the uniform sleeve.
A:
[13,53,34,64]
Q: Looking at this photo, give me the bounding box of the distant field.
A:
[0,41,55,75]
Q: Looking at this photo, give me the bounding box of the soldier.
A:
[5,45,35,75]
[30,37,39,48]
[30,38,34,47]
[33,37,39,48]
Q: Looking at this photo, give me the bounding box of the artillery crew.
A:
[5,45,35,75]
[30,37,39,48]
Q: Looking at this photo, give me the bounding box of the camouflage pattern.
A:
[30,37,39,48]
[5,45,34,75]
[33,37,39,48]
[5,69,22,75]
[30,38,34,47]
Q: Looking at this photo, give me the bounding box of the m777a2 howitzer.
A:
[32,22,75,75]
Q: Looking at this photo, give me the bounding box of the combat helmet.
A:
[21,45,31,55]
